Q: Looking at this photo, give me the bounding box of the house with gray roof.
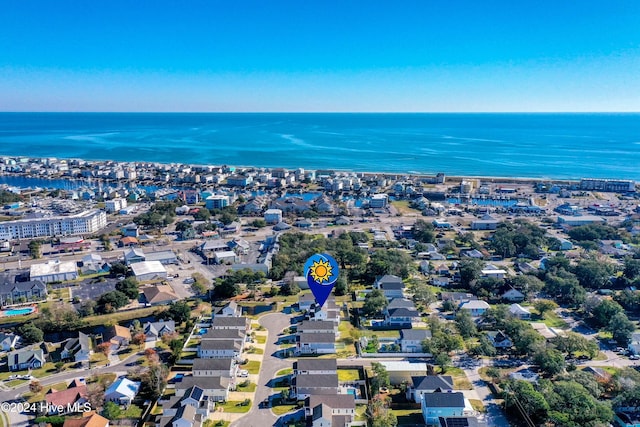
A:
[399,329,432,353]
[291,373,339,399]
[175,376,230,402]
[143,320,176,342]
[8,346,45,371]
[408,375,454,402]
[60,332,92,363]
[295,332,336,355]
[422,391,473,426]
[192,358,236,378]
[293,359,337,376]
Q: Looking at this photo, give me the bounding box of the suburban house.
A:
[399,329,432,353]
[295,332,336,355]
[44,381,87,414]
[379,361,429,385]
[211,316,250,332]
[440,292,476,305]
[175,376,230,402]
[158,387,214,427]
[298,293,316,312]
[104,325,131,351]
[198,340,242,359]
[60,332,92,363]
[144,320,176,342]
[159,403,202,427]
[8,346,45,371]
[296,320,338,335]
[142,285,179,306]
[124,248,146,265]
[459,300,490,317]
[62,413,110,427]
[291,373,339,400]
[192,358,236,378]
[407,375,454,403]
[421,391,473,427]
[374,275,405,299]
[293,359,337,376]
[304,394,356,424]
[0,280,47,306]
[0,332,20,351]
[438,416,488,427]
[486,331,513,349]
[104,377,141,406]
[385,304,421,328]
[508,303,531,320]
[213,301,242,317]
[502,288,525,302]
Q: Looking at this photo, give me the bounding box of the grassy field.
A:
[218,400,252,413]
[364,330,400,339]
[390,200,420,215]
[244,360,261,374]
[236,382,257,392]
[337,369,361,382]
[255,335,266,344]
[469,399,485,412]
[271,404,298,415]
[276,368,292,376]
[83,306,166,327]
[246,347,264,355]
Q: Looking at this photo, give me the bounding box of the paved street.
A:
[0,351,143,426]
[230,312,292,427]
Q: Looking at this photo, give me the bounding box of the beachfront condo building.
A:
[0,209,107,239]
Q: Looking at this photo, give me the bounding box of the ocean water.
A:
[0,113,639,180]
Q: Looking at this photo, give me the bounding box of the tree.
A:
[140,362,168,400]
[362,289,388,317]
[411,281,436,306]
[175,220,192,232]
[280,281,300,296]
[28,240,42,259]
[486,367,501,383]
[435,352,452,373]
[213,279,240,299]
[102,401,122,420]
[110,262,128,278]
[19,322,44,344]
[413,219,435,243]
[534,347,566,376]
[165,301,191,324]
[97,290,130,313]
[470,335,496,357]
[511,274,545,298]
[504,379,549,422]
[573,259,615,290]
[131,333,146,348]
[366,395,397,427]
[534,299,558,318]
[459,258,483,288]
[115,277,139,300]
[97,342,111,359]
[587,298,624,328]
[86,382,105,411]
[455,310,477,339]
[334,276,348,296]
[169,338,184,363]
[553,332,592,358]
[192,208,211,221]
[624,257,640,280]
[547,381,613,426]
[251,219,267,228]
[607,312,635,344]
[29,380,43,393]
[370,362,390,392]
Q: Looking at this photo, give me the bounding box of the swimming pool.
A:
[3,307,35,316]
[346,389,356,396]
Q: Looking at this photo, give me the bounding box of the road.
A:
[230,312,292,427]
[0,350,143,426]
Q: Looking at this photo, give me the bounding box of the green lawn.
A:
[364,330,400,339]
[276,368,292,376]
[247,348,264,355]
[218,400,252,413]
[237,382,257,392]
[337,369,361,382]
[255,336,266,344]
[271,404,297,415]
[119,404,143,419]
[244,360,261,374]
[83,306,167,327]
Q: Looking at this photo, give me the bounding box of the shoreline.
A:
[0,155,623,188]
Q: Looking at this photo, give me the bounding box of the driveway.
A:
[459,357,512,427]
[230,312,293,427]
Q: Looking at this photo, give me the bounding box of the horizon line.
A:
[1,111,639,114]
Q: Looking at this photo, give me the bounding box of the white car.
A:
[238,370,249,377]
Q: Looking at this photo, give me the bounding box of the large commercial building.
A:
[0,210,107,239]
[580,178,635,193]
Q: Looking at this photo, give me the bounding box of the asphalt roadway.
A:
[230,312,292,427]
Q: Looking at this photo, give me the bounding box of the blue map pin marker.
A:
[304,253,339,308]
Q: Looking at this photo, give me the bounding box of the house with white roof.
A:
[30,259,78,283]
[508,303,531,320]
[131,260,167,281]
[502,288,525,302]
[105,377,141,406]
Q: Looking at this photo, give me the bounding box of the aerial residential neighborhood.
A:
[1,158,640,427]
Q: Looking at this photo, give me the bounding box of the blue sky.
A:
[1,1,639,112]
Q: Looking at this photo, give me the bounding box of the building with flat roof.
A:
[131,261,168,281]
[30,259,78,283]
[0,209,107,239]
[580,178,635,192]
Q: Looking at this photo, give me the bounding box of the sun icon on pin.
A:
[310,259,333,283]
